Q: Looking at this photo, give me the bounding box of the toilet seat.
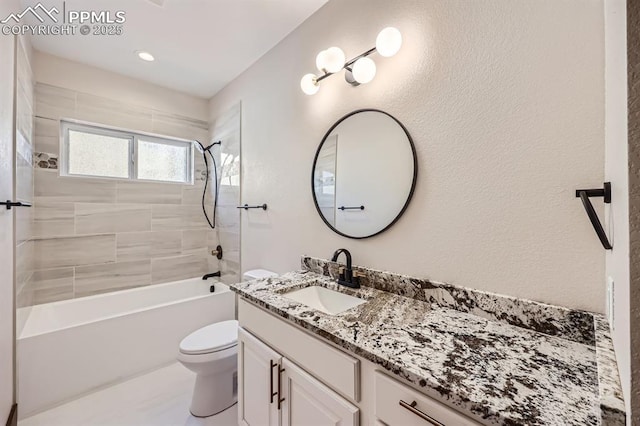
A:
[179,320,238,355]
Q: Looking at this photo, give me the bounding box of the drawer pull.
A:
[269,360,277,403]
[399,400,445,426]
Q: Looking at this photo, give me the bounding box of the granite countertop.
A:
[229,258,626,426]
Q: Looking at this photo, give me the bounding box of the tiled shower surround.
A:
[27,82,240,305]
[15,36,35,309]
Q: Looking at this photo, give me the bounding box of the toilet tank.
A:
[243,269,277,281]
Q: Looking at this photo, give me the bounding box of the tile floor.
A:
[19,363,238,426]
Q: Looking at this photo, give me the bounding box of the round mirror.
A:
[312,109,417,239]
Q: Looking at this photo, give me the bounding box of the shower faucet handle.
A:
[211,245,223,259]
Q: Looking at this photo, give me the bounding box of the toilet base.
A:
[189,369,238,417]
[190,401,237,418]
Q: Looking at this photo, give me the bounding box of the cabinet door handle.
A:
[269,360,277,404]
[277,365,285,410]
[399,400,445,426]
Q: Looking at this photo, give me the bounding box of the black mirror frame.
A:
[311,109,418,239]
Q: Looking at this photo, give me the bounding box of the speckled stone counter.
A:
[228,257,626,426]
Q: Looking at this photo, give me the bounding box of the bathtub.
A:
[17,277,235,418]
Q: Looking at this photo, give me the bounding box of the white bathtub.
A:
[17,277,235,418]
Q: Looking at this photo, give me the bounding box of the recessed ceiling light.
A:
[136,51,155,62]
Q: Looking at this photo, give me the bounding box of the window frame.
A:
[60,120,195,185]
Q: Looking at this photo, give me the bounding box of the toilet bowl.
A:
[177,269,277,418]
[178,320,239,417]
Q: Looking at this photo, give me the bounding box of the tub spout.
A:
[202,271,221,280]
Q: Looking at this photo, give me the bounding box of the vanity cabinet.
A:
[238,327,359,426]
[238,299,481,426]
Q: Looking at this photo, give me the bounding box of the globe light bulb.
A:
[352,57,376,84]
[323,47,345,73]
[300,73,319,95]
[376,27,402,57]
[315,50,328,72]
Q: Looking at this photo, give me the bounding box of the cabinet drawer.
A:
[238,299,360,402]
[374,371,481,426]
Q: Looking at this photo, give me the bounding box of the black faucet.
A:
[202,271,221,293]
[331,249,360,288]
[202,271,221,280]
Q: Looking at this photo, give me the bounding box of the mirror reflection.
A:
[312,110,417,239]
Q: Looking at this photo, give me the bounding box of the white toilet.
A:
[177,269,277,417]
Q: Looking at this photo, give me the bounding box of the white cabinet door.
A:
[280,358,359,426]
[238,327,282,426]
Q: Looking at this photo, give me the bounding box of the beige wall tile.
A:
[215,206,240,233]
[16,276,34,309]
[75,260,151,297]
[151,254,208,284]
[31,268,74,305]
[17,82,33,141]
[36,83,76,120]
[151,111,208,141]
[15,149,33,202]
[220,258,240,285]
[217,230,239,252]
[35,169,116,203]
[151,204,208,231]
[116,181,182,204]
[15,204,33,245]
[182,230,213,255]
[75,203,151,235]
[30,82,219,304]
[33,200,75,238]
[34,234,115,269]
[34,116,60,154]
[182,182,211,205]
[16,41,33,102]
[75,92,153,132]
[16,240,34,289]
[116,231,182,261]
[222,248,240,265]
[152,111,209,131]
[217,185,240,207]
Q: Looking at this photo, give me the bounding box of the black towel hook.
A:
[575,182,612,250]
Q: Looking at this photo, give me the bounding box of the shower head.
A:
[195,139,223,230]
[194,140,221,153]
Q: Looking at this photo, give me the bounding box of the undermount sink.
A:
[283,284,366,315]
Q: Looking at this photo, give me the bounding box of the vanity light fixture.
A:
[136,50,155,62]
[300,27,402,95]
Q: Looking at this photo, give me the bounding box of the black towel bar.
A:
[0,200,32,210]
[237,204,268,211]
[575,182,612,250]
[338,206,364,211]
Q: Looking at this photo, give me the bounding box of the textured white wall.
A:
[210,0,606,312]
[604,0,630,415]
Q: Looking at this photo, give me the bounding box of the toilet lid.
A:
[179,320,238,355]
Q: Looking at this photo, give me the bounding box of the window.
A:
[61,121,193,184]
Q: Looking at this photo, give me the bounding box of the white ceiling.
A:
[25,0,328,98]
